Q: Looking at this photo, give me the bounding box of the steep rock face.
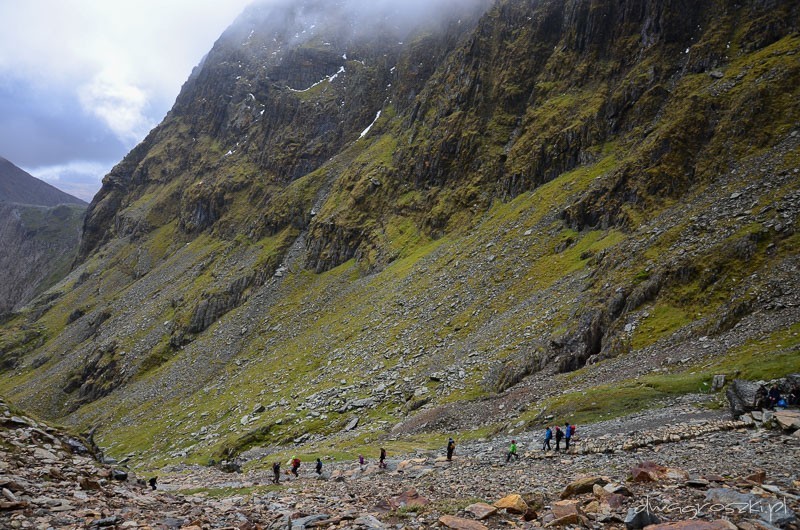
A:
[1,0,799,468]
[0,203,85,315]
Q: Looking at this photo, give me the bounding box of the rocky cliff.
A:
[1,0,799,471]
[0,158,86,315]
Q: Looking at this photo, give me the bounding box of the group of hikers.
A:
[754,382,800,410]
[505,422,577,462]
[271,447,389,483]
[270,426,577,482]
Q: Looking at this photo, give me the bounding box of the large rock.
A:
[439,515,488,530]
[494,494,528,514]
[550,513,581,526]
[726,379,760,418]
[552,500,581,519]
[773,410,800,431]
[464,502,497,520]
[631,462,667,482]
[560,475,608,498]
[388,488,429,510]
[624,506,661,529]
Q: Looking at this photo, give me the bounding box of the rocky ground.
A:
[3,396,799,530]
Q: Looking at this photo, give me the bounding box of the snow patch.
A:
[359,110,382,139]
[288,66,346,93]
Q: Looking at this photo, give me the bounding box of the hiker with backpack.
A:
[554,426,563,451]
[564,422,573,451]
[272,462,281,484]
[379,447,387,469]
[315,458,323,475]
[290,456,301,477]
[447,437,456,461]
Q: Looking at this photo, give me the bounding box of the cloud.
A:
[78,70,151,144]
[0,0,253,200]
[24,160,112,203]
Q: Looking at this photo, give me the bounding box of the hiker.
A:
[379,447,387,469]
[290,456,301,477]
[148,477,157,491]
[315,458,323,475]
[754,385,769,409]
[564,422,573,451]
[506,439,519,463]
[272,462,281,484]
[543,426,552,451]
[359,454,365,470]
[768,385,782,409]
[446,437,456,461]
[554,426,563,451]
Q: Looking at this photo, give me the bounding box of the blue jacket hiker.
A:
[543,427,552,451]
[564,423,573,451]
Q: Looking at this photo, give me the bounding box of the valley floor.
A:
[2,397,799,529]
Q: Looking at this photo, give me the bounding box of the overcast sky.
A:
[0,0,252,202]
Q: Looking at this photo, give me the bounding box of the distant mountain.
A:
[0,156,86,314]
[0,156,86,207]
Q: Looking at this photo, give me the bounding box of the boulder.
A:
[552,500,580,519]
[560,475,608,498]
[549,513,580,526]
[604,483,633,496]
[439,515,488,530]
[631,462,667,482]
[773,410,800,431]
[726,379,760,418]
[711,374,726,391]
[494,494,528,514]
[388,488,429,510]
[464,502,497,520]
[624,507,661,529]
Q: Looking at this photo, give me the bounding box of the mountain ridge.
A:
[0,155,87,207]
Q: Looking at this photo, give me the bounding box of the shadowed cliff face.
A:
[2,0,800,467]
[0,203,85,315]
[0,158,86,315]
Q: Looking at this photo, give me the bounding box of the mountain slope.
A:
[1,0,798,471]
[0,156,86,207]
[0,158,86,314]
